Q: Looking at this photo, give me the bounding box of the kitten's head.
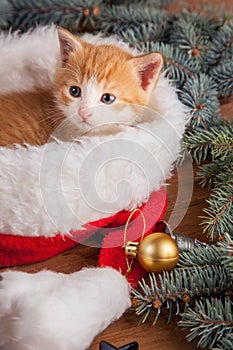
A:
[55,27,163,136]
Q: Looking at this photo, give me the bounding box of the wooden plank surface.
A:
[1,1,232,349]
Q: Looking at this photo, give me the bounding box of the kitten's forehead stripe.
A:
[74,44,132,85]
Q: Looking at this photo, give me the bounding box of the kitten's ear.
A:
[130,52,163,94]
[57,27,83,65]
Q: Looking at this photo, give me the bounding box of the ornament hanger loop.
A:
[123,208,146,278]
[123,208,146,248]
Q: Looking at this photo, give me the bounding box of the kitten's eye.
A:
[101,93,116,104]
[69,86,81,98]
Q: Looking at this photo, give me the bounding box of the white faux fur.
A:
[0,26,188,237]
[0,26,58,93]
[0,267,130,350]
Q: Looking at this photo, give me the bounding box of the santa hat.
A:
[0,26,188,350]
[0,26,187,274]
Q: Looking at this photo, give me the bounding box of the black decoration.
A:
[99,341,139,350]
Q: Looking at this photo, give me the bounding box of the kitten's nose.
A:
[79,104,91,121]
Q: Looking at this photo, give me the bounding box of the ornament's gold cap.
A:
[124,241,140,259]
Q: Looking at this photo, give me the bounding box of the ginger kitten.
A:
[0,27,163,147]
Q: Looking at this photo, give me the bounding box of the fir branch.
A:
[196,123,233,186]
[197,159,232,188]
[179,73,220,129]
[141,42,200,87]
[177,8,224,37]
[211,128,233,160]
[144,0,175,7]
[105,0,175,8]
[118,20,171,47]
[179,298,233,349]
[131,264,230,325]
[214,333,233,350]
[98,4,169,34]
[185,121,233,238]
[169,15,210,61]
[210,57,233,97]
[183,121,233,165]
[203,20,233,68]
[183,129,215,164]
[218,233,233,280]
[201,183,233,239]
[177,245,220,268]
[7,0,102,32]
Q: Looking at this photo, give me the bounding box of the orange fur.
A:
[0,89,63,147]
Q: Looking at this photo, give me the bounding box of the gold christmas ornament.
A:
[123,210,207,277]
[124,233,179,273]
[138,232,179,273]
[123,209,179,275]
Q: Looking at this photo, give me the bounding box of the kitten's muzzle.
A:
[79,105,92,123]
